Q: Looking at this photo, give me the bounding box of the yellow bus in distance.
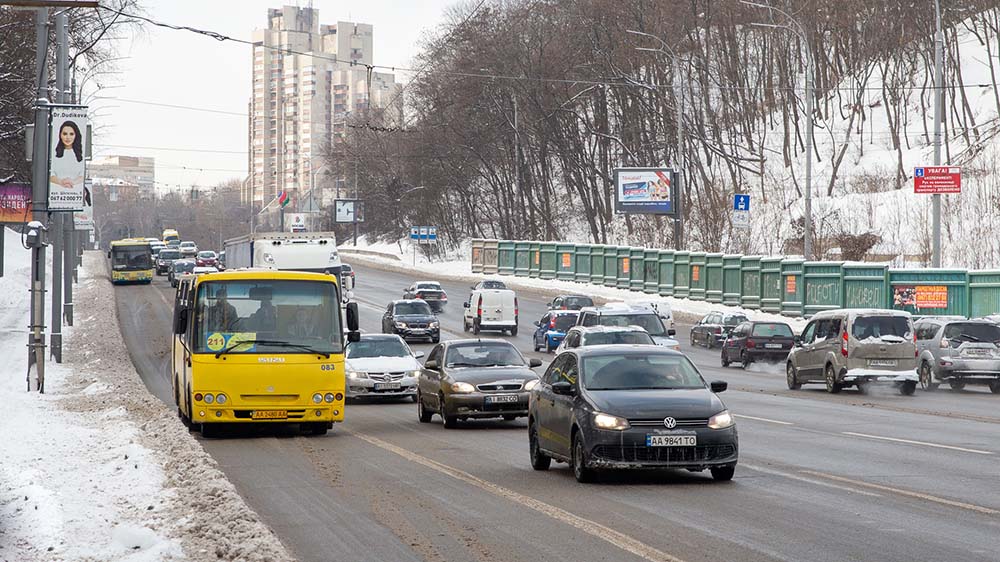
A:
[172,268,360,436]
[162,228,180,244]
[108,239,153,284]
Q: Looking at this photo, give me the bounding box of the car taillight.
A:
[746,339,755,348]
[441,292,447,300]
[914,331,918,356]
[515,297,519,317]
[549,317,557,329]
[477,296,482,318]
[714,327,722,334]
[841,330,849,357]
[415,293,422,299]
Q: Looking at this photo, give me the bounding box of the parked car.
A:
[915,318,1000,393]
[532,310,580,353]
[690,311,750,348]
[195,250,218,267]
[576,303,677,346]
[382,299,440,343]
[156,248,182,275]
[785,309,918,395]
[721,321,796,368]
[547,295,595,311]
[527,345,737,483]
[404,281,448,312]
[346,334,425,401]
[464,287,518,335]
[556,325,658,354]
[178,241,198,257]
[416,339,542,428]
[168,259,196,287]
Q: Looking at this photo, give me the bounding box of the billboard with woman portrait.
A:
[48,106,88,211]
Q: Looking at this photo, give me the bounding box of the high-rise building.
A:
[88,155,155,196]
[248,6,402,207]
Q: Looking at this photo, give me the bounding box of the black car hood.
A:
[584,388,724,419]
[394,314,437,322]
[445,365,538,384]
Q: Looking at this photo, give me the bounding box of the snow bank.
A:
[0,228,293,562]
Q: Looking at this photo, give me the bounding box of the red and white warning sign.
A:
[914,166,961,194]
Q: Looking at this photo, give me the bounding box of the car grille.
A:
[628,418,709,428]
[592,444,736,463]
[406,323,429,329]
[370,372,405,382]
[477,382,523,392]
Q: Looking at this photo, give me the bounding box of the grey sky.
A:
[89,1,455,192]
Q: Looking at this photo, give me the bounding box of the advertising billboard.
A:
[613,168,677,215]
[48,106,88,211]
[0,183,32,224]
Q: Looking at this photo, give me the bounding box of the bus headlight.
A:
[204,393,215,404]
[216,393,227,405]
[312,393,323,404]
[324,393,335,403]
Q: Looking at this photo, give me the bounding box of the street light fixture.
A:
[741,0,815,260]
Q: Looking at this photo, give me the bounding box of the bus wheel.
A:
[200,423,216,438]
[307,423,328,436]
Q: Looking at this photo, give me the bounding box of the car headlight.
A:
[429,321,439,327]
[523,379,539,391]
[348,371,368,379]
[593,412,630,431]
[395,322,407,329]
[215,393,227,405]
[406,370,421,378]
[312,393,323,404]
[670,345,681,351]
[451,382,476,393]
[708,410,734,430]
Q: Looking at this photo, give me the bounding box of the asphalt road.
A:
[115,260,1000,562]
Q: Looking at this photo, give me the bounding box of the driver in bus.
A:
[207,286,239,332]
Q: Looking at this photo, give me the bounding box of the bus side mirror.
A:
[347,331,361,343]
[173,307,189,335]
[107,251,111,259]
[346,302,360,342]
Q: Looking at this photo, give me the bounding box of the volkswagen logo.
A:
[663,417,677,429]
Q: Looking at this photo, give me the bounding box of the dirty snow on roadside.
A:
[0,228,293,562]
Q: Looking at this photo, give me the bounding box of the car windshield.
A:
[552,315,578,331]
[582,353,705,390]
[193,279,343,354]
[943,323,1000,345]
[416,283,442,291]
[752,323,794,337]
[724,315,749,326]
[197,251,216,258]
[852,316,911,341]
[110,245,151,270]
[181,242,195,247]
[174,261,195,272]
[395,302,432,315]
[347,338,410,359]
[559,296,593,309]
[444,343,524,367]
[583,331,655,346]
[595,313,665,336]
[159,250,181,260]
[480,280,506,289]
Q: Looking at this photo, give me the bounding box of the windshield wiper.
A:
[958,333,982,342]
[446,362,481,368]
[216,339,331,358]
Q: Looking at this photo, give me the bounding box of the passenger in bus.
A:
[250,294,277,332]
[287,307,320,339]
[207,286,239,332]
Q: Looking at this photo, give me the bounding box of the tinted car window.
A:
[479,280,507,289]
[752,323,794,337]
[445,342,524,367]
[581,313,599,327]
[582,353,705,390]
[552,315,577,331]
[595,314,665,336]
[174,261,195,272]
[563,296,594,309]
[159,250,181,260]
[583,331,655,346]
[852,316,910,340]
[394,302,432,315]
[942,323,1000,345]
[416,283,442,291]
[347,339,409,358]
[724,315,748,326]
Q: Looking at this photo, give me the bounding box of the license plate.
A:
[646,435,697,447]
[252,410,287,420]
[764,343,784,349]
[374,382,401,391]
[964,349,990,356]
[485,394,518,404]
[868,359,898,367]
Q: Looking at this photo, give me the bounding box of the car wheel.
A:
[463,318,470,333]
[432,335,440,344]
[949,380,966,391]
[825,365,842,394]
[689,332,697,347]
[989,380,1000,394]
[740,351,751,369]
[710,464,736,481]
[510,325,518,337]
[411,394,419,403]
[473,320,481,335]
[417,393,433,423]
[533,337,540,352]
[440,395,458,428]
[572,432,595,483]
[919,363,939,391]
[786,363,801,390]
[545,340,554,353]
[529,423,551,471]
[721,351,730,368]
[899,381,917,396]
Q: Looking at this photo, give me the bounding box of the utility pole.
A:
[353,161,358,246]
[29,6,50,391]
[673,55,684,251]
[49,9,66,362]
[932,0,944,267]
[803,45,814,260]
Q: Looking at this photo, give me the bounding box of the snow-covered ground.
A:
[0,227,292,562]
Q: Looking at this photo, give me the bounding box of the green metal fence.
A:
[842,263,886,309]
[574,244,591,283]
[556,243,575,281]
[629,247,645,292]
[529,242,541,278]
[804,261,844,316]
[643,249,660,294]
[603,247,618,287]
[673,251,691,299]
[590,245,605,285]
[498,241,515,275]
[740,256,762,309]
[616,247,632,290]
[471,239,485,274]
[780,259,805,317]
[705,253,724,304]
[760,257,783,313]
[514,242,530,277]
[688,252,707,301]
[969,271,1000,318]
[658,250,675,296]
[722,255,742,306]
[483,239,499,275]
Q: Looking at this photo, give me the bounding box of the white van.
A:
[464,289,519,336]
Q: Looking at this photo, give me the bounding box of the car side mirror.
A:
[528,358,542,368]
[710,380,728,393]
[667,329,676,336]
[106,251,111,258]
[414,351,425,359]
[463,302,470,309]
[533,321,540,326]
[794,335,802,345]
[552,381,575,395]
[425,359,439,370]
[173,307,189,335]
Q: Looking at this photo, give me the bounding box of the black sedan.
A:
[721,321,796,368]
[690,311,749,348]
[417,339,542,428]
[382,299,440,343]
[528,346,737,483]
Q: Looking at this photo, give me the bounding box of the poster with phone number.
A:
[206,332,257,353]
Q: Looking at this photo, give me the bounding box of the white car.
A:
[556,325,681,354]
[178,241,198,257]
[192,266,218,275]
[345,334,424,401]
[463,287,518,335]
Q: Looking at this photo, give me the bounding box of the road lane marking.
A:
[734,414,794,426]
[740,463,880,497]
[841,432,995,455]
[350,431,687,562]
[800,470,1000,515]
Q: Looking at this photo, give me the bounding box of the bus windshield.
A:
[111,246,152,270]
[193,279,343,354]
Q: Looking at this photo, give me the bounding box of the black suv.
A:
[528,346,737,483]
[721,321,796,368]
[382,299,440,343]
[156,248,182,275]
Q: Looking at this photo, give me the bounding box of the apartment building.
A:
[248,5,402,207]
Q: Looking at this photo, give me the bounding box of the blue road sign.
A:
[915,168,924,177]
[410,227,419,240]
[733,194,751,211]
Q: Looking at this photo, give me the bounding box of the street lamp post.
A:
[932,0,944,267]
[743,1,814,260]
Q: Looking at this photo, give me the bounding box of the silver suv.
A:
[915,318,1000,393]
[786,309,917,395]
